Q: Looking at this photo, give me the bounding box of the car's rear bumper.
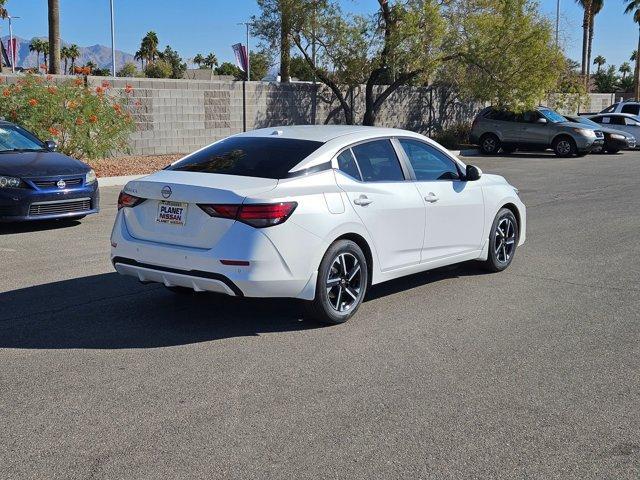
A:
[0,183,100,222]
[109,210,318,299]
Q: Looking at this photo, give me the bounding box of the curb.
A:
[98,174,145,187]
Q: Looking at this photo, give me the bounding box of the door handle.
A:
[424,193,439,203]
[353,195,373,206]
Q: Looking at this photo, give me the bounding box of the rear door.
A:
[334,139,425,271]
[396,138,485,261]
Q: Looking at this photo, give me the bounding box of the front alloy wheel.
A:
[481,208,519,272]
[305,239,368,324]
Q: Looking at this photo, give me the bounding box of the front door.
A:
[334,140,426,271]
[396,138,485,261]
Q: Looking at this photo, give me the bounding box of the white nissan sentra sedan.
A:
[111,126,526,324]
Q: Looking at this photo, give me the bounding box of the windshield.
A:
[540,109,567,123]
[169,136,324,179]
[0,125,45,153]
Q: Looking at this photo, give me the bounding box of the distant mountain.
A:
[2,36,136,71]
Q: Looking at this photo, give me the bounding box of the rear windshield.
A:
[168,136,324,179]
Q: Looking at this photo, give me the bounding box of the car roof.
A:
[232,125,421,143]
[591,112,640,118]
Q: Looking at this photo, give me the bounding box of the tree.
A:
[41,42,50,71]
[48,0,61,74]
[29,38,45,70]
[0,1,8,71]
[144,59,173,78]
[593,65,618,92]
[68,44,80,72]
[620,62,632,79]
[117,62,139,77]
[61,45,70,74]
[193,53,205,68]
[138,31,159,67]
[586,0,603,87]
[593,55,606,73]
[269,0,562,126]
[158,45,187,79]
[289,55,315,81]
[215,62,243,79]
[203,53,218,69]
[576,0,593,83]
[624,0,640,98]
[249,51,271,80]
[253,0,296,82]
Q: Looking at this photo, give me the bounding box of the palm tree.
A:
[68,44,80,72]
[139,31,159,65]
[134,49,145,70]
[41,42,50,71]
[193,53,205,68]
[29,38,45,70]
[61,45,70,74]
[575,0,593,82]
[48,0,61,74]
[203,53,218,70]
[586,0,604,84]
[593,55,606,73]
[620,62,632,79]
[624,0,640,98]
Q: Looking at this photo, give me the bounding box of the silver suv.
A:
[470,106,604,157]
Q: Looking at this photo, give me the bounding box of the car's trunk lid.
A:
[122,170,278,249]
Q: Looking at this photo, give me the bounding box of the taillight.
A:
[198,202,297,228]
[117,191,145,210]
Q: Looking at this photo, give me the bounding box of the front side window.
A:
[610,116,626,125]
[169,136,324,179]
[351,139,405,182]
[399,139,460,181]
[621,104,640,115]
[336,150,361,180]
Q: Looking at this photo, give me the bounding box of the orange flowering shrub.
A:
[0,74,136,159]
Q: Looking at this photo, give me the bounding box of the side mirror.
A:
[465,165,482,181]
[536,117,548,124]
[44,140,57,151]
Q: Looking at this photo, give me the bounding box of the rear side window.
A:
[336,150,361,180]
[169,136,324,179]
[621,104,640,115]
[351,140,405,182]
[485,109,515,121]
[399,139,460,181]
[610,116,625,125]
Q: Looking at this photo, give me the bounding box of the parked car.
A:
[600,99,640,116]
[564,115,636,153]
[111,126,526,324]
[470,106,604,157]
[587,113,640,146]
[0,121,99,222]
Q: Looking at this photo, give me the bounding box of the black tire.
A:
[552,136,577,157]
[607,148,620,154]
[479,133,501,155]
[304,240,368,325]
[481,208,519,272]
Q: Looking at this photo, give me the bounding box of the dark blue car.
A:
[0,121,99,222]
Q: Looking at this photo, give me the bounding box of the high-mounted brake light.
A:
[198,202,297,228]
[117,191,145,210]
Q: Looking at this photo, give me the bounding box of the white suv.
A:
[600,100,640,116]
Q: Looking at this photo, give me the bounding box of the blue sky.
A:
[4,0,639,69]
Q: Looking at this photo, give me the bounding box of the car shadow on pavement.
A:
[0,263,488,350]
[0,219,82,234]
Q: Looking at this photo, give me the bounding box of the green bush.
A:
[431,122,472,150]
[0,74,136,159]
[144,60,173,79]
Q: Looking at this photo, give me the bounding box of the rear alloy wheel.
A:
[480,134,501,155]
[304,240,368,325]
[481,208,519,272]
[553,136,577,157]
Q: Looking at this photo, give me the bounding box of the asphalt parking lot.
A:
[1,150,639,479]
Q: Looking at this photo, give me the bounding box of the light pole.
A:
[7,15,20,73]
[555,0,560,47]
[237,22,251,81]
[110,0,116,77]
